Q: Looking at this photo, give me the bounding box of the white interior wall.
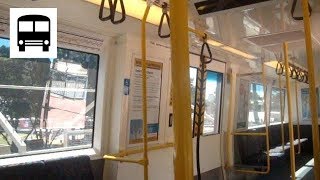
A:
[109,35,227,180]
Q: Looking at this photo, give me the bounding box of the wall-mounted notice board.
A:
[128,58,163,145]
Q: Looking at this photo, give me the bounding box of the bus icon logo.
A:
[10,8,57,58]
[18,15,51,52]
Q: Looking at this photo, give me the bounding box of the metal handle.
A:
[99,0,126,24]
[110,0,126,24]
[291,0,312,20]
[200,36,213,64]
[158,3,170,38]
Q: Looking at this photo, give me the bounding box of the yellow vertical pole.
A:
[301,0,320,178]
[262,64,271,173]
[169,0,194,179]
[279,74,285,152]
[226,67,237,168]
[295,81,301,154]
[141,5,151,180]
[283,42,296,180]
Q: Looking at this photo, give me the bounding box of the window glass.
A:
[19,21,33,32]
[190,67,197,120]
[270,87,285,124]
[203,71,223,134]
[248,83,265,128]
[35,21,49,32]
[189,67,223,135]
[301,87,320,121]
[0,38,98,157]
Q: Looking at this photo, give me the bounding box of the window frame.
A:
[0,34,106,160]
[189,53,225,136]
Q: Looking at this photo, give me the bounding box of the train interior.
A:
[0,0,319,179]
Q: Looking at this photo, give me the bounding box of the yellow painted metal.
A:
[233,132,266,136]
[226,68,237,168]
[112,143,174,157]
[141,4,151,180]
[169,0,194,179]
[104,155,145,165]
[301,0,320,178]
[233,64,270,174]
[294,81,301,154]
[279,74,285,152]
[283,42,296,180]
[188,27,206,38]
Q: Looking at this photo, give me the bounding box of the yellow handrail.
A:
[294,81,301,154]
[301,0,320,179]
[104,155,145,165]
[141,4,151,180]
[103,4,151,180]
[232,63,270,174]
[283,42,296,180]
[112,143,174,157]
[279,74,285,152]
[170,0,194,179]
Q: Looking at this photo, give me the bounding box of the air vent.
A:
[195,0,272,15]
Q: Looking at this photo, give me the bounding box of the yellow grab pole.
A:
[295,81,301,154]
[141,4,151,180]
[262,63,270,174]
[279,74,285,152]
[301,0,320,178]
[283,42,296,180]
[169,0,194,179]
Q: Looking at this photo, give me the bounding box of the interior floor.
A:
[197,152,314,180]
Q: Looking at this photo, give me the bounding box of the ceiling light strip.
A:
[87,0,256,60]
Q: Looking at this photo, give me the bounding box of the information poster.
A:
[128,58,163,144]
[236,79,249,129]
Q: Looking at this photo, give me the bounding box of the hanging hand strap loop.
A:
[276,61,284,75]
[291,0,312,20]
[99,0,126,24]
[99,0,113,21]
[158,3,170,38]
[200,34,213,64]
[111,0,126,24]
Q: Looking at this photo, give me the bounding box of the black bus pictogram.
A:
[17,15,50,52]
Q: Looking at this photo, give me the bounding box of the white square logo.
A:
[10,8,57,58]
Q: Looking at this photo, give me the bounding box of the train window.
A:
[189,67,223,135]
[0,37,98,157]
[248,83,265,128]
[270,87,286,124]
[301,87,320,121]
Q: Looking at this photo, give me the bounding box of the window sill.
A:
[0,148,101,167]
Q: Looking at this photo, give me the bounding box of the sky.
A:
[190,67,220,99]
[0,38,10,47]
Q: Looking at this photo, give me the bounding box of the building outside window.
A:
[0,38,99,156]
